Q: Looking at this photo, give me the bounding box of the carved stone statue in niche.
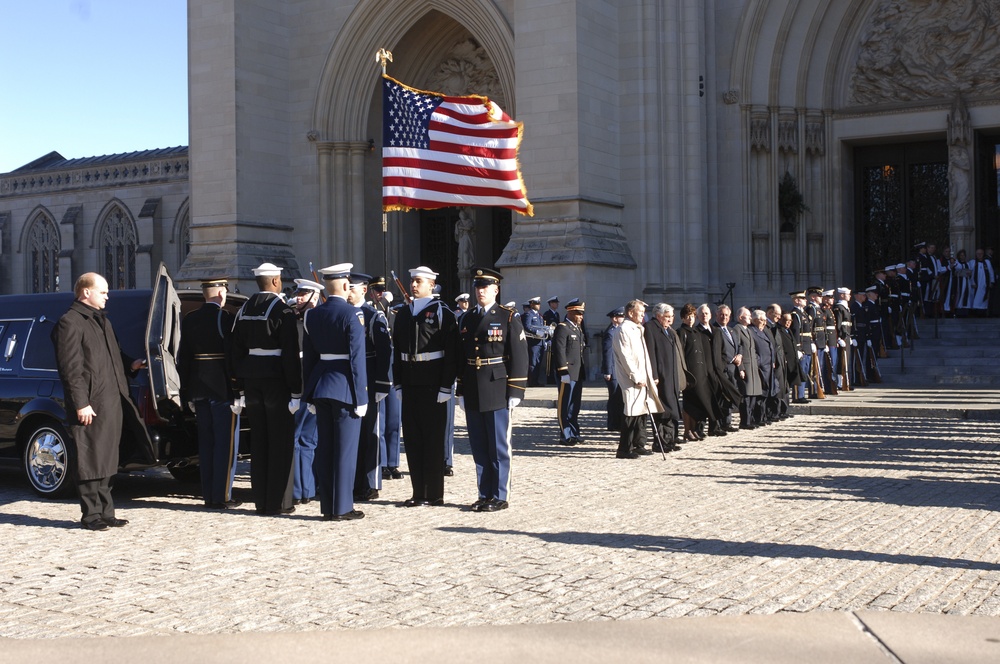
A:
[851,0,1000,105]
[455,207,476,287]
[948,96,973,248]
[426,38,506,108]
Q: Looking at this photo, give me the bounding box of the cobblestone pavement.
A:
[2,406,1000,639]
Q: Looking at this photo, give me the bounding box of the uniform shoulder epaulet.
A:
[497,303,516,320]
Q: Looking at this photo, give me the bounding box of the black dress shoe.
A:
[103,517,129,527]
[385,466,403,480]
[708,428,727,437]
[560,437,577,446]
[444,465,454,476]
[427,498,444,506]
[403,498,430,507]
[482,499,508,512]
[81,520,109,531]
[725,426,740,432]
[739,423,756,430]
[355,488,379,501]
[471,499,489,512]
[264,506,296,515]
[330,510,365,521]
[634,447,654,456]
[616,451,639,459]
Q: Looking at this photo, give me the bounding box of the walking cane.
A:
[647,412,668,461]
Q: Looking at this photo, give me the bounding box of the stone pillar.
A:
[316,141,334,265]
[948,96,975,255]
[349,142,367,265]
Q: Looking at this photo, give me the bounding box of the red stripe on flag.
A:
[383,156,520,181]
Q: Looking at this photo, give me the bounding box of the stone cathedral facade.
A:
[2,0,999,323]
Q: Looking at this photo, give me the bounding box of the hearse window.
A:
[23,319,58,371]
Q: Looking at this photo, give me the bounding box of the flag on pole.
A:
[381,75,533,216]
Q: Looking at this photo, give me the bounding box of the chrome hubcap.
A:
[27,430,67,492]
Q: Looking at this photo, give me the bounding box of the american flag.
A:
[381,76,533,216]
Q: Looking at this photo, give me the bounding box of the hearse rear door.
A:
[145,263,183,417]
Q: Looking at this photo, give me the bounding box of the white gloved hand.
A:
[355,403,368,418]
[187,401,196,413]
[796,351,804,360]
[560,374,571,384]
[437,389,451,403]
[456,396,465,411]
[307,403,316,415]
[288,398,300,414]
[837,338,846,348]
[230,396,245,415]
[375,391,388,403]
[508,397,521,410]
[810,343,818,354]
[851,338,858,347]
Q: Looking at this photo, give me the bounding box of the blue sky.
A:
[0,1,188,173]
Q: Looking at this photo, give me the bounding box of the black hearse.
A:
[0,264,245,497]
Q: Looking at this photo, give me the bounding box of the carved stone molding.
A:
[723,89,740,105]
[851,1,1000,105]
[805,121,825,156]
[777,118,797,154]
[750,115,770,153]
[426,38,505,109]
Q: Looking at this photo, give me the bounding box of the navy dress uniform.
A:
[352,273,392,501]
[456,268,528,511]
[370,282,403,480]
[290,278,324,504]
[177,278,240,509]
[302,263,369,521]
[230,262,302,515]
[552,299,586,444]
[391,266,458,507]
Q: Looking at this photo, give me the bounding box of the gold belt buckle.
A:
[475,357,482,369]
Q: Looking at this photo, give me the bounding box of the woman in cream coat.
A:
[612,300,664,459]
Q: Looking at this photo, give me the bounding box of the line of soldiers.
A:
[177,261,528,519]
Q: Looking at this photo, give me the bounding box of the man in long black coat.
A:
[643,303,683,450]
[52,273,149,531]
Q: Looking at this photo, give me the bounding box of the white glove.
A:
[355,403,368,418]
[560,374,571,384]
[437,389,451,403]
[230,396,245,415]
[837,338,846,348]
[508,397,521,410]
[375,391,388,403]
[851,338,857,347]
[796,351,803,360]
[307,403,316,415]
[288,398,300,414]
[456,396,465,411]
[187,401,196,413]
[810,343,818,354]
[866,340,873,348]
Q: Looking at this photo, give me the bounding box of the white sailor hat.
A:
[252,262,282,277]
[409,265,438,280]
[895,263,906,270]
[865,285,878,293]
[836,287,851,295]
[504,301,516,308]
[455,293,470,303]
[822,289,834,297]
[885,265,897,272]
[529,296,541,304]
[319,262,353,280]
[293,278,324,292]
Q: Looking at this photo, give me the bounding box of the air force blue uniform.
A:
[456,302,528,505]
[355,303,391,497]
[302,296,368,518]
[522,306,547,386]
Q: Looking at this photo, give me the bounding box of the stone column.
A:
[948,96,975,255]
[316,141,334,265]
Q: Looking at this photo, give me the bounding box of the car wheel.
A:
[23,422,75,498]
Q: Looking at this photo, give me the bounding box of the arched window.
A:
[178,208,191,265]
[100,205,137,290]
[26,213,60,293]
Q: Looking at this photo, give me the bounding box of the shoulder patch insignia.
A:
[519,330,526,341]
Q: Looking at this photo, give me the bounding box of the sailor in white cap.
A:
[301,263,369,521]
[288,278,323,507]
[454,293,471,318]
[230,262,302,515]
[522,296,547,386]
[391,265,458,507]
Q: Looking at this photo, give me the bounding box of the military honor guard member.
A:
[392,265,458,507]
[302,263,369,521]
[177,278,241,509]
[289,278,324,505]
[455,268,528,511]
[346,271,391,502]
[601,307,625,432]
[230,262,303,515]
[522,296,548,386]
[789,290,812,403]
[552,298,586,445]
[370,279,403,481]
[454,293,471,317]
[834,287,854,391]
[542,296,561,384]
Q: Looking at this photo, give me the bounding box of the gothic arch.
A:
[93,199,138,289]
[312,0,514,141]
[17,205,56,253]
[20,206,60,293]
[172,197,191,265]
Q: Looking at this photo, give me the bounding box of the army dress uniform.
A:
[789,292,813,402]
[354,289,392,501]
[456,269,529,512]
[302,264,369,520]
[230,263,303,515]
[177,280,239,508]
[552,299,586,444]
[391,267,458,507]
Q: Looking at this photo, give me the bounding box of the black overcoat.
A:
[52,300,149,481]
[643,323,683,422]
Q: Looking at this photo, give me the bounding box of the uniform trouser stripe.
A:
[466,408,512,501]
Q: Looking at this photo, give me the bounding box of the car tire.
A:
[23,422,76,498]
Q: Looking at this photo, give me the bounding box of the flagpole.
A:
[376,48,393,281]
